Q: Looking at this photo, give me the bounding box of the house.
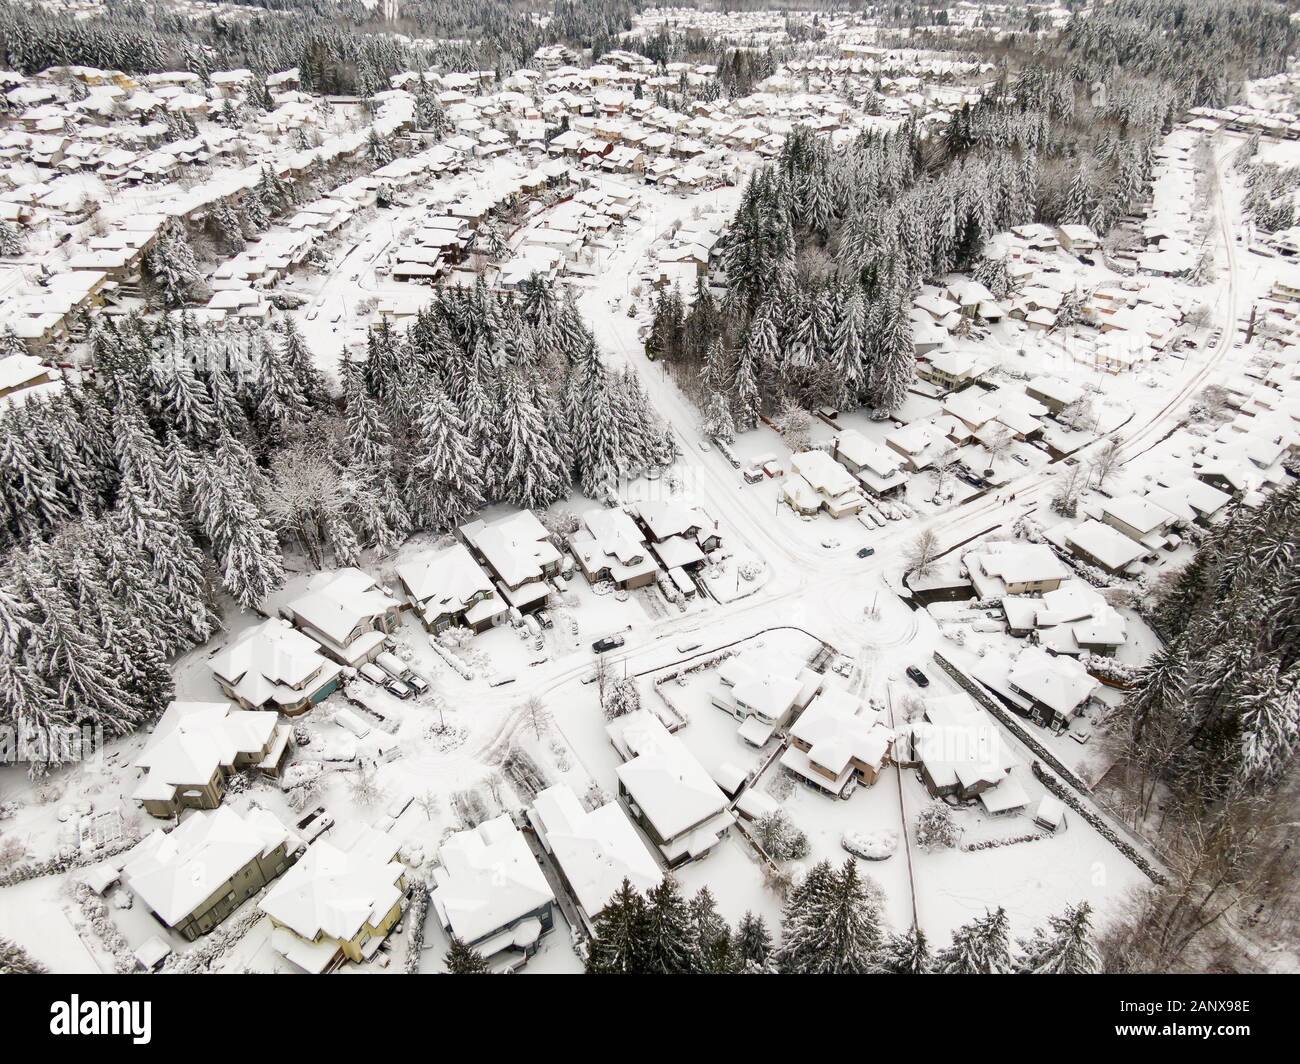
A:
[133,701,292,819]
[461,510,562,613]
[1001,581,1128,656]
[1144,477,1231,527]
[1065,519,1147,576]
[123,806,300,941]
[208,619,344,715]
[607,710,735,867]
[966,542,1071,597]
[784,449,866,519]
[900,693,1020,805]
[1006,645,1100,730]
[712,648,823,744]
[527,784,662,927]
[1055,224,1100,255]
[780,685,894,795]
[260,826,407,973]
[396,543,508,633]
[1101,494,1179,546]
[431,815,555,965]
[280,568,402,667]
[830,429,908,497]
[632,499,721,565]
[567,507,660,589]
[1025,375,1084,415]
[918,349,993,393]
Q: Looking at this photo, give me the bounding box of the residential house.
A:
[900,693,1025,812]
[966,542,1071,597]
[607,710,735,868]
[527,784,662,929]
[1006,645,1100,730]
[567,507,660,589]
[260,826,408,973]
[133,701,292,819]
[780,685,894,795]
[1064,519,1148,576]
[396,543,509,633]
[712,648,823,745]
[280,568,402,667]
[830,429,908,497]
[208,618,344,715]
[431,815,555,965]
[783,449,866,519]
[461,510,562,613]
[123,806,300,941]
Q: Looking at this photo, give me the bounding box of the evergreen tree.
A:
[936,907,1014,974]
[444,936,490,974]
[1017,902,1100,974]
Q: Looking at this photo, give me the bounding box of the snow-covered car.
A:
[1071,727,1092,745]
[384,677,413,700]
[405,673,429,696]
[841,829,898,861]
[1013,453,1029,465]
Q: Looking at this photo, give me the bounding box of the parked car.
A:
[358,662,388,686]
[537,610,554,630]
[592,634,625,654]
[1071,727,1092,745]
[857,546,875,558]
[375,651,409,680]
[405,673,429,696]
[384,677,413,700]
[906,666,930,688]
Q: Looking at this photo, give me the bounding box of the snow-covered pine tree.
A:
[444,936,489,974]
[935,906,1014,974]
[190,435,285,609]
[732,911,774,973]
[585,879,647,974]
[406,383,485,531]
[881,926,932,974]
[1016,901,1100,974]
[496,370,569,510]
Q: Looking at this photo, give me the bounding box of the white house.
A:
[431,815,555,965]
[528,784,662,927]
[208,618,344,715]
[260,826,407,973]
[607,710,735,867]
[396,542,509,633]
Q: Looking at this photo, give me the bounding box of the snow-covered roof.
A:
[787,685,893,779]
[125,807,294,927]
[608,710,732,844]
[207,618,340,709]
[396,542,500,623]
[284,568,399,646]
[461,510,561,589]
[1066,519,1147,572]
[260,826,404,948]
[431,815,553,945]
[133,700,279,803]
[1007,645,1099,716]
[528,785,662,920]
[914,692,1016,791]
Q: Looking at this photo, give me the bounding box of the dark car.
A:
[906,666,930,688]
[592,635,625,654]
[857,547,875,558]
